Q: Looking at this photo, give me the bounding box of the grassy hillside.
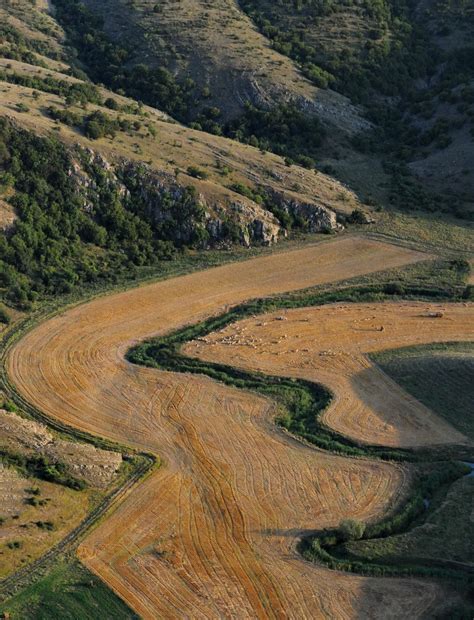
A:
[373,342,474,440]
[3,0,472,219]
[344,474,474,566]
[70,0,366,133]
[0,0,371,309]
[239,0,474,217]
[0,1,472,616]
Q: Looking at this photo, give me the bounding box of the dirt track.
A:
[7,238,461,618]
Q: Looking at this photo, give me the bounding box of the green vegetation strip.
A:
[128,282,471,462]
[128,281,474,589]
[0,559,138,620]
[300,461,472,580]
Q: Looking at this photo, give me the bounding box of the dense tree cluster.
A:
[225,103,326,168]
[0,120,208,308]
[53,0,196,121]
[239,0,434,104]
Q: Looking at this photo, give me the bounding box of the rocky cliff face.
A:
[69,147,339,247]
[267,188,340,233]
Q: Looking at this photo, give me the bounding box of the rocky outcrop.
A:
[68,148,339,247]
[118,161,283,246]
[286,200,337,232]
[0,409,122,488]
[218,199,281,246]
[266,188,341,233]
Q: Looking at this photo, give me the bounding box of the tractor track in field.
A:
[5,236,469,618]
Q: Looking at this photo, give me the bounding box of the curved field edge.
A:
[2,239,470,620]
[0,311,158,602]
[299,462,473,580]
[0,235,395,606]
[0,225,286,591]
[371,342,474,441]
[128,283,474,590]
[0,236,268,606]
[128,282,473,461]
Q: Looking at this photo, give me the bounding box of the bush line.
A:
[127,282,474,587]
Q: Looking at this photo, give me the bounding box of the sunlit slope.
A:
[79,0,367,132]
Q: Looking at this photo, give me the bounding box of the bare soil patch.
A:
[0,410,122,488]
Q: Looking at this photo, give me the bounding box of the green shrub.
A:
[104,97,120,110]
[384,282,405,295]
[339,519,366,541]
[348,209,367,224]
[0,307,10,324]
[462,285,474,300]
[186,166,208,180]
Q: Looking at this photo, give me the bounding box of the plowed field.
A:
[7,238,460,618]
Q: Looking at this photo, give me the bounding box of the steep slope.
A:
[239,0,474,217]
[0,0,366,308]
[71,0,367,134]
[0,56,360,229]
[406,0,474,216]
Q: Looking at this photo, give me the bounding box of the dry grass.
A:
[0,0,65,61]
[80,0,365,132]
[0,60,364,218]
[0,198,16,229]
[0,465,89,579]
[6,237,455,618]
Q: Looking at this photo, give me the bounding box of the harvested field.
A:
[188,302,473,448]
[7,237,459,618]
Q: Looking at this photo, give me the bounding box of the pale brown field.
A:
[187,302,473,448]
[7,238,460,618]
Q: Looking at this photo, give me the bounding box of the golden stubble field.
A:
[186,302,473,448]
[7,237,464,618]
